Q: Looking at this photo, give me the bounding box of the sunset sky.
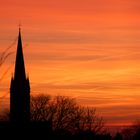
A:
[0,0,140,126]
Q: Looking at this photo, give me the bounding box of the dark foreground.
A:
[0,121,111,140]
[0,122,140,140]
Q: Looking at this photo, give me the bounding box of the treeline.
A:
[0,95,140,140]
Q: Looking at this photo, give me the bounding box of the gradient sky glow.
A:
[0,0,140,126]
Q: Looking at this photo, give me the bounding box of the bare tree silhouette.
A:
[0,39,15,98]
[30,95,51,121]
[30,95,105,136]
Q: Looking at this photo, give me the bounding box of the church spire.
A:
[14,28,26,81]
[10,28,30,123]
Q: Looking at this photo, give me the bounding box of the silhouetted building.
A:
[10,28,30,122]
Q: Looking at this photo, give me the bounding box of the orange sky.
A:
[0,0,140,126]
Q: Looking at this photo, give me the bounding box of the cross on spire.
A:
[19,23,22,31]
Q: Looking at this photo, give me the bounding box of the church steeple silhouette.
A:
[10,28,30,122]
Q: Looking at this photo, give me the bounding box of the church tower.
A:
[10,28,30,122]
